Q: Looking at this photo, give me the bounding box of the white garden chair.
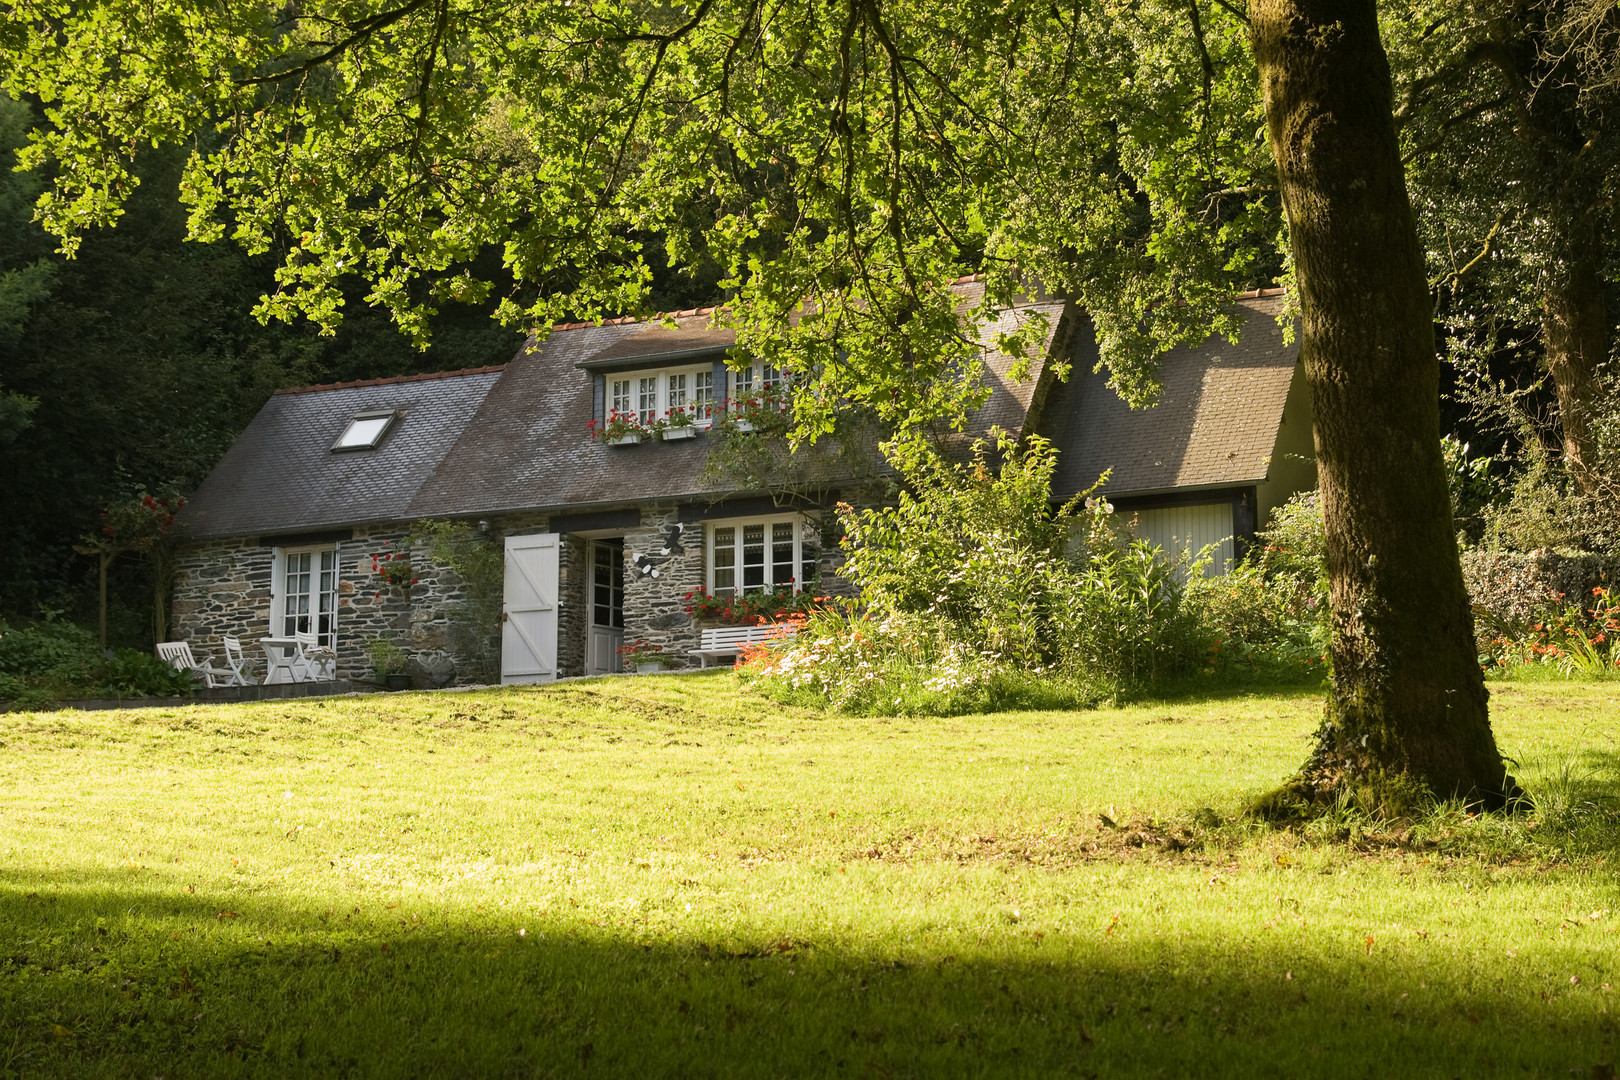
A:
[294,630,338,681]
[155,641,241,689]
[220,636,257,686]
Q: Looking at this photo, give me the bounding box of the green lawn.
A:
[1,676,1617,1077]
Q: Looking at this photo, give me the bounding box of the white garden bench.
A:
[688,623,798,668]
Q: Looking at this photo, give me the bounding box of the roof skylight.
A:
[333,410,399,452]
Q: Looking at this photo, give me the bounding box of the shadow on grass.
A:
[1,872,1615,1079]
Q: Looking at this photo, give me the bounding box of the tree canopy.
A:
[3,0,1282,439]
[1390,0,1620,515]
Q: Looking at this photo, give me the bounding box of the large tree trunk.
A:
[1251,0,1517,812]
[1542,223,1611,500]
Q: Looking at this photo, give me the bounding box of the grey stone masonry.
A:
[556,534,588,678]
[169,539,275,658]
[619,506,705,668]
[173,522,506,687]
[171,502,849,683]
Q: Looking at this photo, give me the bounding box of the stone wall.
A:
[172,522,506,688]
[169,538,276,655]
[171,503,850,683]
[620,506,705,666]
[556,531,589,678]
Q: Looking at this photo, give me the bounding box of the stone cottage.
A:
[170,283,1314,686]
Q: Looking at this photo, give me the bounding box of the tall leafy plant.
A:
[834,431,1202,689]
[837,431,1080,670]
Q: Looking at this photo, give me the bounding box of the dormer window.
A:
[333,410,399,452]
[606,366,718,429]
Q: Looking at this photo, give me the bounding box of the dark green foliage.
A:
[0,94,525,637]
[0,617,192,705]
[93,649,195,698]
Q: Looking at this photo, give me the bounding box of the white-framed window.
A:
[605,365,720,429]
[609,378,633,419]
[693,370,715,420]
[730,362,788,413]
[332,409,400,452]
[706,516,815,597]
[271,545,339,647]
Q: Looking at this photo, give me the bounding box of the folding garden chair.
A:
[155,641,237,689]
[294,631,338,682]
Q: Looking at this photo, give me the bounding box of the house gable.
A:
[1040,291,1305,501]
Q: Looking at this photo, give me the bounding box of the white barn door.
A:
[502,533,559,684]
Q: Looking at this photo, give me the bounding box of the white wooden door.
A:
[502,533,559,684]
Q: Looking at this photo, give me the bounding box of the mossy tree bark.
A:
[1251,0,1518,811]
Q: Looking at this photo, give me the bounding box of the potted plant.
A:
[618,638,669,673]
[588,410,650,446]
[368,634,412,690]
[658,404,699,440]
[370,541,418,598]
[684,582,826,626]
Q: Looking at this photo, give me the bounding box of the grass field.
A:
[1,674,1617,1077]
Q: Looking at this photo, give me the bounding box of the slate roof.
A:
[406,285,1068,519]
[578,327,738,370]
[948,279,1070,452]
[1041,292,1300,498]
[184,286,1299,539]
[182,367,503,539]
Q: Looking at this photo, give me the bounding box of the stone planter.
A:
[635,660,667,674]
[607,433,641,446]
[660,425,697,441]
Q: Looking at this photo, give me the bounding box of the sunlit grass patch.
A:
[1,677,1617,1077]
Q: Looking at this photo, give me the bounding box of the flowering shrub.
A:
[1488,587,1620,678]
[77,490,190,647]
[684,583,826,625]
[738,432,1214,712]
[1182,490,1330,681]
[740,436,1335,714]
[737,606,1100,716]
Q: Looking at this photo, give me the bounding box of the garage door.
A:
[1128,503,1235,578]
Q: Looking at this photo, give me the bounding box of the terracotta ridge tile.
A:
[273,364,506,396]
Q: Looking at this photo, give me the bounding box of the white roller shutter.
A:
[1129,503,1235,578]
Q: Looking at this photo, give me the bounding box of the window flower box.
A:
[589,410,652,446]
[661,425,697,441]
